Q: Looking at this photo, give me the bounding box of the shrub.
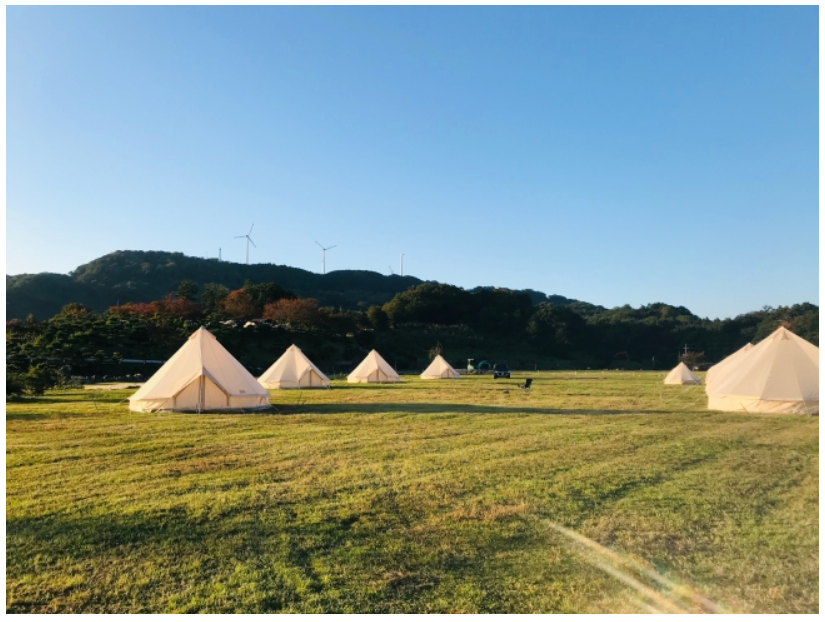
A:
[7,364,60,398]
[6,371,25,398]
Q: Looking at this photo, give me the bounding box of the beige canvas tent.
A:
[129,327,270,412]
[347,349,401,383]
[259,344,330,389]
[420,355,461,380]
[705,343,753,392]
[706,327,819,414]
[664,362,701,385]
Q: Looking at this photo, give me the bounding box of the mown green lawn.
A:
[6,372,818,613]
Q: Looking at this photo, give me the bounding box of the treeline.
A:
[6,280,368,396]
[377,282,818,365]
[6,278,818,397]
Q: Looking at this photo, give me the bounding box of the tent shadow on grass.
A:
[271,403,678,417]
[5,400,687,421]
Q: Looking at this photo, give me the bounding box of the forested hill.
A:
[6,251,424,320]
[7,250,591,321]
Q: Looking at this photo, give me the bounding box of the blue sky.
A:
[6,6,819,319]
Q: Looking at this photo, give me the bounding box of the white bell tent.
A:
[259,345,330,389]
[129,327,270,412]
[347,350,401,383]
[664,362,702,385]
[420,355,461,380]
[706,327,818,414]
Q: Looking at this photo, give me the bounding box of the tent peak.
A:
[772,326,790,340]
[189,326,213,340]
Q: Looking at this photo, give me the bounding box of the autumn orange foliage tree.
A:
[263,298,321,328]
[219,289,261,321]
[109,295,202,319]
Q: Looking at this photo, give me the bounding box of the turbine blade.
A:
[249,238,257,248]
[249,224,254,235]
[316,241,323,248]
[235,235,245,238]
[328,245,337,250]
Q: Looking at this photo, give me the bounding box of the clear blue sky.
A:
[7,6,819,319]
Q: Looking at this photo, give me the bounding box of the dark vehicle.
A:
[493,363,511,379]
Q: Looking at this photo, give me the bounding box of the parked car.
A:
[493,363,511,379]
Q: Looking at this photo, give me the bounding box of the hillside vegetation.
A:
[6,269,818,395]
[6,251,426,320]
[6,373,818,613]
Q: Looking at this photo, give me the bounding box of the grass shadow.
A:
[6,499,534,613]
[5,405,126,421]
[271,403,676,417]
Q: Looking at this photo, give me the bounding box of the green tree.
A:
[526,303,589,357]
[366,305,389,329]
[382,283,470,326]
[6,370,25,398]
[175,281,199,301]
[201,283,230,312]
[473,288,533,335]
[13,364,60,396]
[243,281,295,307]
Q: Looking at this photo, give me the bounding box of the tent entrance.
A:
[299,369,326,387]
[173,376,230,411]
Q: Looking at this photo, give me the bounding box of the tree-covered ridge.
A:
[7,250,425,320]
[7,250,594,321]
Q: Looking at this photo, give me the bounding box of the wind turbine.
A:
[400,253,405,277]
[315,241,337,275]
[235,224,256,265]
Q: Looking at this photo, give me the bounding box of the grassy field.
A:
[6,371,819,613]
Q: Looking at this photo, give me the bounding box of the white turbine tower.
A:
[235,224,256,265]
[400,253,405,277]
[315,241,337,275]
